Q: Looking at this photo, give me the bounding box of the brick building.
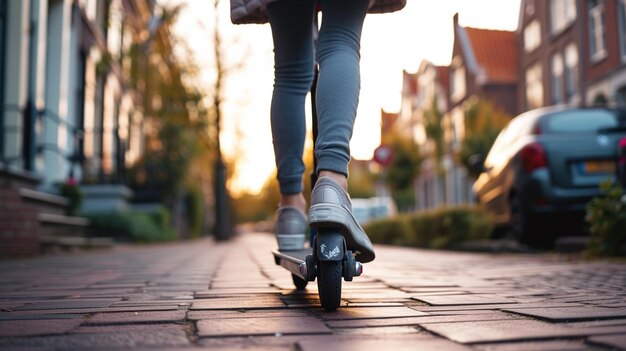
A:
[0,0,172,256]
[386,0,626,212]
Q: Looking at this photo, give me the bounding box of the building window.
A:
[524,20,541,52]
[617,0,626,61]
[588,0,607,62]
[526,63,544,109]
[564,43,579,99]
[450,57,466,103]
[550,0,577,35]
[551,53,564,104]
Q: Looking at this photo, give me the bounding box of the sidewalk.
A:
[1,232,625,350]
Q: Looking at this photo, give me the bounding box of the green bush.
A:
[58,182,83,216]
[364,206,494,249]
[585,181,626,256]
[363,215,413,246]
[86,208,176,243]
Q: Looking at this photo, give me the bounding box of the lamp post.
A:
[212,0,231,241]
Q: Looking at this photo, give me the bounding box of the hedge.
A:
[363,205,495,249]
[585,181,626,256]
[85,207,176,243]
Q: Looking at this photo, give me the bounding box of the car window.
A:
[541,110,618,133]
[484,115,529,168]
[485,120,516,168]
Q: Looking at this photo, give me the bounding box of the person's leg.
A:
[267,0,317,212]
[309,0,375,263]
[267,0,316,250]
[315,0,370,188]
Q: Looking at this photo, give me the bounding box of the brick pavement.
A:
[1,232,625,350]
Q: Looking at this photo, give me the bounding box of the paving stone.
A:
[317,306,428,320]
[343,298,415,304]
[196,316,331,337]
[565,318,626,328]
[85,309,187,325]
[210,282,271,289]
[15,299,121,311]
[197,334,306,349]
[3,305,179,315]
[503,306,626,322]
[0,313,83,320]
[0,302,26,310]
[194,288,281,297]
[419,319,626,343]
[342,290,417,300]
[587,334,626,350]
[334,326,421,335]
[326,312,518,329]
[88,283,147,289]
[187,309,310,320]
[340,283,391,290]
[298,334,473,351]
[418,310,494,316]
[0,319,83,337]
[473,340,598,351]
[72,323,188,334]
[0,329,190,349]
[409,291,470,297]
[382,278,459,289]
[413,294,517,306]
[112,300,192,307]
[344,302,405,307]
[191,296,287,310]
[412,302,583,312]
[398,287,467,293]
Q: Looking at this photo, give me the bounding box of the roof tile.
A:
[464,27,518,84]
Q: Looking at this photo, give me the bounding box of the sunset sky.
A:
[163,0,522,194]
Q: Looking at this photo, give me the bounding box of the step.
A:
[38,213,90,240]
[20,188,68,216]
[38,213,89,227]
[40,236,114,249]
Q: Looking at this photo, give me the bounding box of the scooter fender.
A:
[316,231,345,261]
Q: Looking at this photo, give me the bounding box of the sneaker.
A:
[309,176,375,263]
[275,206,307,251]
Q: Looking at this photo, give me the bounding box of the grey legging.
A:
[267,0,369,194]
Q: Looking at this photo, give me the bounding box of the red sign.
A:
[373,145,393,167]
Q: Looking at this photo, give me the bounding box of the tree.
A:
[382,126,422,212]
[125,4,211,238]
[458,98,511,178]
[127,6,201,198]
[423,96,444,171]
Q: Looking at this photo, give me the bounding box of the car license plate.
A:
[581,160,615,174]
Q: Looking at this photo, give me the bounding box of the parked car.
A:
[352,197,397,226]
[471,106,626,247]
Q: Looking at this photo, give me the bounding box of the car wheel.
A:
[510,195,537,247]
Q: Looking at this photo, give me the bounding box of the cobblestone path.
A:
[1,233,625,350]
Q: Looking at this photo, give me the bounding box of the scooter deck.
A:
[272,248,312,280]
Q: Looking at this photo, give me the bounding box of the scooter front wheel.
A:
[317,260,342,310]
[292,274,308,290]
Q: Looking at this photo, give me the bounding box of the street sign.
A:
[373,144,393,167]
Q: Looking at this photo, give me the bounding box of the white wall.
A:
[2,0,30,170]
[42,0,72,187]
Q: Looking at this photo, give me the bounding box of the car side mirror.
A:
[468,154,485,174]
